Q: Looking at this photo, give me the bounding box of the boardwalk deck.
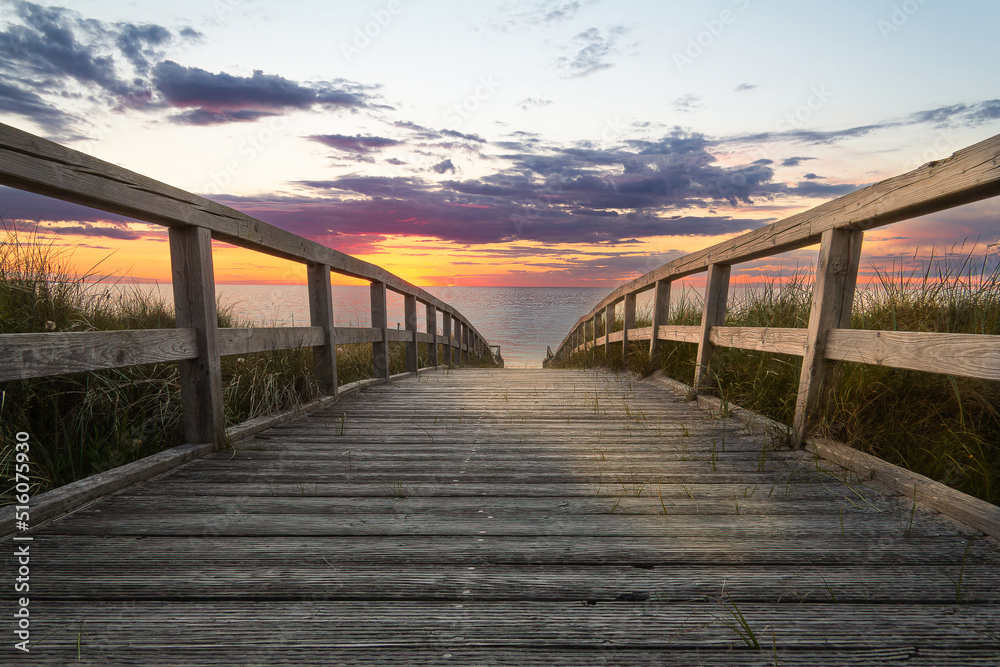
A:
[4,369,1000,665]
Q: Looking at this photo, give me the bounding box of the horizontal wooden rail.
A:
[826,330,1000,382]
[550,130,1000,446]
[218,327,325,356]
[0,330,198,382]
[0,122,500,448]
[569,325,1000,383]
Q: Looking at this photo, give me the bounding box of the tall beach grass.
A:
[554,250,1000,505]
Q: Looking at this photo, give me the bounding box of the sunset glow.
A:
[0,1,998,289]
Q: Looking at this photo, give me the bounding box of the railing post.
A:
[404,294,418,374]
[370,281,390,381]
[604,303,614,357]
[307,263,338,397]
[461,322,468,366]
[169,226,224,447]
[792,227,864,447]
[442,313,453,369]
[426,304,439,367]
[590,313,597,363]
[649,279,671,357]
[692,263,731,393]
[623,292,636,363]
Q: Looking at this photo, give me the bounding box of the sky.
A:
[1,0,999,287]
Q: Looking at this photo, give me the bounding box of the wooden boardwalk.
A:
[7,369,1000,665]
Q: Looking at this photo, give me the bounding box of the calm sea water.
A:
[130,285,613,368]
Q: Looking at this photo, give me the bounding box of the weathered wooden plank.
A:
[333,326,381,345]
[404,293,418,373]
[9,563,998,603]
[65,494,898,518]
[369,281,390,380]
[24,534,986,566]
[554,131,1000,349]
[807,437,1000,538]
[710,326,808,356]
[622,292,636,361]
[426,304,439,366]
[169,225,224,446]
[649,279,671,356]
[442,312,453,369]
[793,227,863,447]
[825,329,1000,380]
[216,326,324,356]
[40,511,952,538]
[0,442,213,536]
[383,328,413,343]
[16,602,1000,666]
[0,329,197,381]
[307,263,337,395]
[656,325,701,344]
[693,263,730,391]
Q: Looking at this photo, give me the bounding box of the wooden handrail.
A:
[548,131,1000,446]
[0,123,500,447]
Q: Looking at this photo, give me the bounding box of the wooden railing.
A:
[546,131,1000,446]
[0,123,499,448]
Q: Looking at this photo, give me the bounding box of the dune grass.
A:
[0,225,489,500]
[554,253,1000,505]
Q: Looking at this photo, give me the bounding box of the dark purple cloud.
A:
[308,133,402,153]
[781,157,815,167]
[152,61,370,121]
[172,108,282,126]
[432,159,457,174]
[0,2,199,129]
[0,3,369,130]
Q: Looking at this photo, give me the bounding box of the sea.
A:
[124,285,640,368]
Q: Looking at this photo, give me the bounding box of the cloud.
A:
[723,98,1000,150]
[152,61,370,121]
[735,83,759,92]
[0,1,199,130]
[432,159,457,174]
[672,93,702,113]
[490,0,598,30]
[171,108,281,126]
[0,3,372,131]
[308,133,402,153]
[0,80,68,131]
[909,99,1000,127]
[556,25,631,77]
[786,180,860,198]
[518,97,553,111]
[781,156,815,167]
[216,190,769,248]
